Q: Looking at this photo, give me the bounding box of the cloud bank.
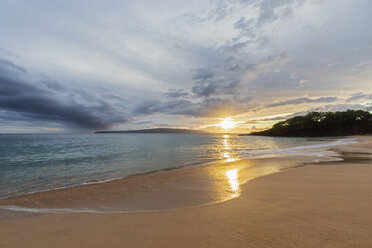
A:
[0,59,129,130]
[0,0,371,131]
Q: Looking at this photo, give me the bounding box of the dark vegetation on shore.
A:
[246,110,372,137]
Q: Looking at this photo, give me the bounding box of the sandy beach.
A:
[1,0,371,246]
[1,136,372,248]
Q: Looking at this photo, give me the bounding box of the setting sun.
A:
[219,118,236,130]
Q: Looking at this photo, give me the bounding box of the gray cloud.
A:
[192,68,214,81]
[0,59,129,130]
[0,0,371,131]
[134,99,193,115]
[134,97,247,118]
[266,96,338,108]
[41,80,65,91]
[255,0,296,27]
[192,78,240,98]
[164,89,189,98]
[215,0,301,54]
[190,50,288,100]
[318,103,372,113]
[285,103,372,120]
[346,92,372,103]
[0,58,27,75]
[190,97,246,117]
[249,101,372,124]
[246,115,293,124]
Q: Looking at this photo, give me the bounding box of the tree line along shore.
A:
[246,110,372,137]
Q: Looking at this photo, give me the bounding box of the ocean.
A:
[0,133,354,200]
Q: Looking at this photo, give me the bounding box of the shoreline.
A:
[0,136,354,201]
[0,135,356,202]
[0,156,310,215]
[0,136,363,216]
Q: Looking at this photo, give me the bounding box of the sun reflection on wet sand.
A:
[226,169,239,198]
[221,134,240,197]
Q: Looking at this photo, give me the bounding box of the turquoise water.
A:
[0,133,349,199]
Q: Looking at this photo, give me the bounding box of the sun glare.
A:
[219,118,236,130]
[226,169,239,197]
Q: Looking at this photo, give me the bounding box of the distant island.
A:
[95,128,209,134]
[245,110,372,137]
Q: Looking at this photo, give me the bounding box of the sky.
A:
[0,0,371,133]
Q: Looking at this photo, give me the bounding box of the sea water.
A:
[0,133,354,199]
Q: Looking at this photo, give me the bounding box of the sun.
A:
[219,118,236,130]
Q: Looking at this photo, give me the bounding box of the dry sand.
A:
[1,136,372,247]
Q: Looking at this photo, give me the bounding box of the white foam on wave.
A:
[0,205,156,214]
[0,205,101,214]
[240,137,357,160]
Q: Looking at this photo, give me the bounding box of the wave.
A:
[0,205,162,214]
[239,137,357,160]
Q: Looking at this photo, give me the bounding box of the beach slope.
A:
[1,161,372,247]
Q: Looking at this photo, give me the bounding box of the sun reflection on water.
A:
[222,134,236,162]
[224,153,236,162]
[223,134,230,147]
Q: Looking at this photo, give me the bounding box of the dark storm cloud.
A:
[0,59,129,129]
[266,96,338,108]
[0,58,27,75]
[101,94,127,102]
[41,80,65,91]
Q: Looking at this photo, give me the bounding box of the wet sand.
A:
[0,157,310,213]
[0,136,372,247]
